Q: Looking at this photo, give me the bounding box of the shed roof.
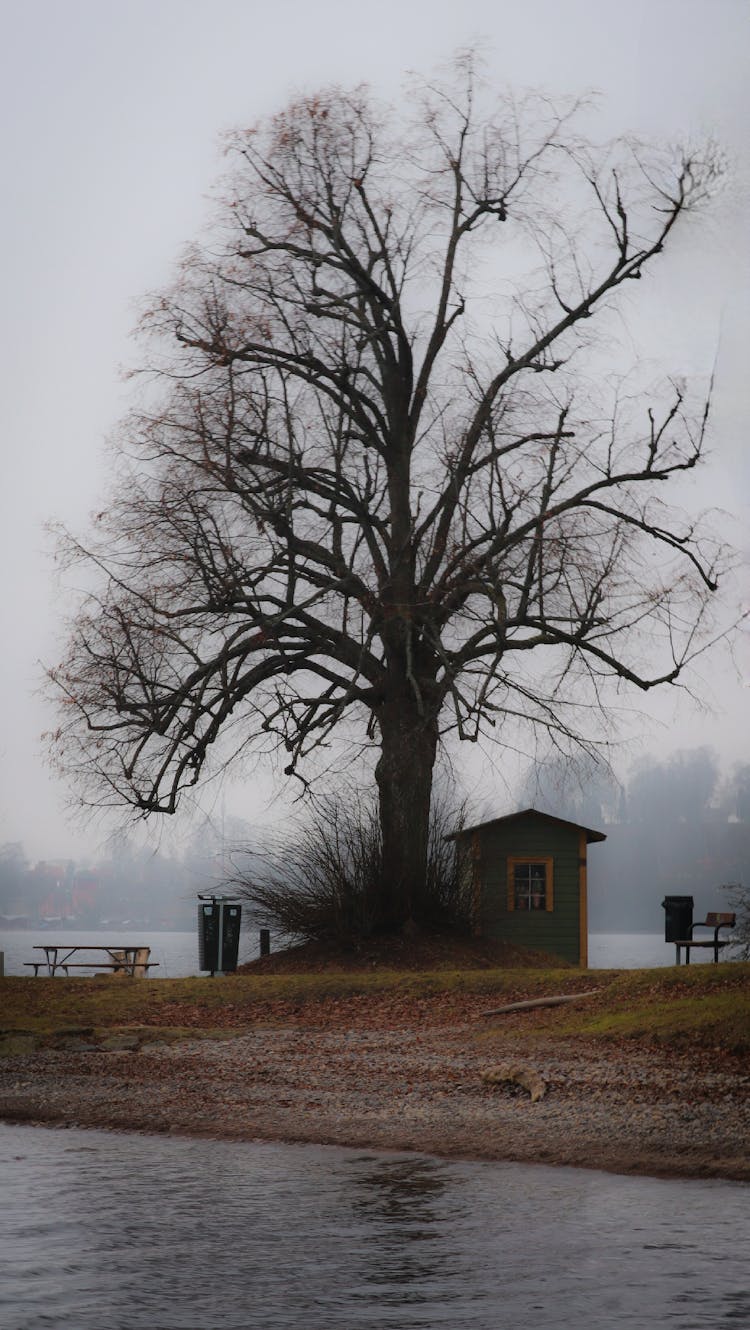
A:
[448,807,607,844]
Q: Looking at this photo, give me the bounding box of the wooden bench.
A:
[23,961,159,976]
[24,968,158,978]
[64,962,158,976]
[673,912,736,965]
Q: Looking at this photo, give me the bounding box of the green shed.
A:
[450,808,606,966]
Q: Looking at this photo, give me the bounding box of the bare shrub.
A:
[723,883,749,960]
[231,792,470,946]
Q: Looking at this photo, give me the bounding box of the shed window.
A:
[507,857,554,912]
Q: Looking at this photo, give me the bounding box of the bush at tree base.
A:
[230,794,470,946]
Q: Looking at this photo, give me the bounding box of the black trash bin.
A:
[662,895,694,943]
[198,896,242,975]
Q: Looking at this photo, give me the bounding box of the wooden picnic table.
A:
[24,944,157,977]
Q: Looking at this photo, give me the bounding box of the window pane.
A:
[514,862,547,910]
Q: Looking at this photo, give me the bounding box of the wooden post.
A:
[578,830,588,969]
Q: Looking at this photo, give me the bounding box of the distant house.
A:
[449,808,606,966]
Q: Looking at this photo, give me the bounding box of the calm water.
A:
[0,1125,747,1330]
[0,929,731,977]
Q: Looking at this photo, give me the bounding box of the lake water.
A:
[0,928,734,977]
[0,1124,747,1330]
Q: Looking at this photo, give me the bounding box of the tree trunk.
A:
[374,699,439,932]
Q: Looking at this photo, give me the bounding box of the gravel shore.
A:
[2,992,748,1180]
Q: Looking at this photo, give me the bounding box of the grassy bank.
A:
[1,963,748,1056]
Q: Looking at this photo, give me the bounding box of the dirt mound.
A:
[237,933,564,974]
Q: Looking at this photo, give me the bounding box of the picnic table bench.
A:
[673,912,736,965]
[24,945,158,977]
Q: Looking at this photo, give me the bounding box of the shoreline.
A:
[2,1109,746,1184]
[2,1013,748,1183]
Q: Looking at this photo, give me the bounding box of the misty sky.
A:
[1,0,747,861]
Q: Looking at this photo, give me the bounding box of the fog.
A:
[1,0,747,864]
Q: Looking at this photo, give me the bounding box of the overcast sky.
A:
[1,0,747,861]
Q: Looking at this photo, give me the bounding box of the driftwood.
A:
[477,989,599,1018]
[482,1062,546,1102]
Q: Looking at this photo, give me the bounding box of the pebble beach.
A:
[2,989,748,1181]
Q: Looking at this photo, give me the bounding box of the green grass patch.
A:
[2,964,747,1054]
[0,966,586,1033]
[559,990,750,1052]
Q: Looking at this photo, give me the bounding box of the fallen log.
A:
[477,989,599,1017]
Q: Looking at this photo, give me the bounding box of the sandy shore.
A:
[2,992,748,1180]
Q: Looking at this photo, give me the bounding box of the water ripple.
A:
[0,1124,747,1329]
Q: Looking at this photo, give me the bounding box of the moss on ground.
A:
[559,990,750,1052]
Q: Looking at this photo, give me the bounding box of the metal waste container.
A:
[198,895,242,975]
[662,895,694,943]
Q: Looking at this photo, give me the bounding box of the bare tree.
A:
[49,59,728,931]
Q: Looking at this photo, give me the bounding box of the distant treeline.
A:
[519,748,749,931]
[2,749,747,933]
